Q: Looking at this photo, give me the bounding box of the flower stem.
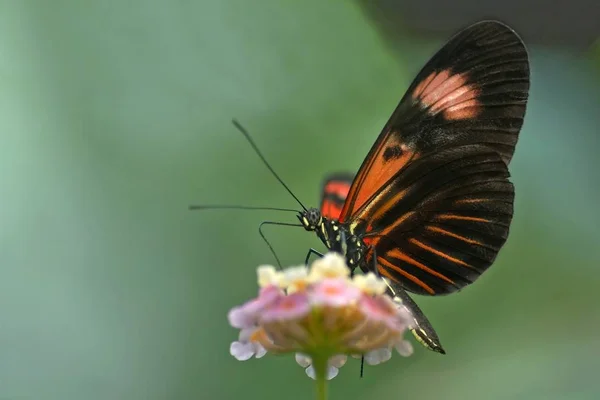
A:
[312,355,328,400]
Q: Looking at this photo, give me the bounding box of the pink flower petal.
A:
[311,278,361,307]
[244,286,284,314]
[261,292,311,322]
[358,294,404,330]
[228,306,255,329]
[227,286,283,328]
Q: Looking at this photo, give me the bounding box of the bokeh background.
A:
[1,1,599,399]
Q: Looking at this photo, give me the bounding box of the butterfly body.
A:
[299,210,366,266]
[298,20,530,354]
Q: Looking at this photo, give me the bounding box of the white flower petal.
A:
[326,366,339,380]
[253,343,267,359]
[364,352,379,365]
[280,266,310,292]
[328,354,347,368]
[380,348,392,363]
[238,327,255,341]
[283,266,309,279]
[295,353,312,368]
[364,348,392,365]
[352,272,387,295]
[230,341,255,361]
[257,265,280,288]
[394,340,414,357]
[305,365,316,380]
[304,365,339,380]
[310,253,350,280]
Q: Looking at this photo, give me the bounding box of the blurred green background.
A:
[1,1,599,399]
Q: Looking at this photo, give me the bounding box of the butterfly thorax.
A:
[298,208,367,272]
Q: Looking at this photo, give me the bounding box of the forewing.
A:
[339,20,529,223]
[352,145,514,296]
[319,173,354,220]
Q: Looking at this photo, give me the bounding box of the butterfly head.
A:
[298,207,322,231]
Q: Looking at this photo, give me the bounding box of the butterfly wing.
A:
[320,173,447,352]
[319,173,354,220]
[352,144,514,295]
[339,20,529,223]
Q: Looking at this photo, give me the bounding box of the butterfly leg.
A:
[304,248,324,265]
[258,221,288,270]
[370,246,382,278]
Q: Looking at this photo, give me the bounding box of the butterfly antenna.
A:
[188,205,298,213]
[232,119,307,211]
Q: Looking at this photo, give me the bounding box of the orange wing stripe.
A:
[409,238,472,268]
[370,188,408,222]
[366,211,416,248]
[378,211,415,237]
[453,198,493,205]
[436,214,491,223]
[387,248,454,285]
[425,226,483,246]
[378,256,435,295]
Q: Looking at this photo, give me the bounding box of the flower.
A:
[228,252,414,382]
[311,278,361,307]
[296,353,348,380]
[364,347,391,365]
[309,253,350,280]
[352,272,387,295]
[280,265,311,293]
[230,327,267,361]
[227,285,282,329]
[257,265,281,288]
[261,292,311,322]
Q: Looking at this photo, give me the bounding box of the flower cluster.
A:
[228,253,413,379]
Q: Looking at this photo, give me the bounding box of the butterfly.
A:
[297,20,530,354]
